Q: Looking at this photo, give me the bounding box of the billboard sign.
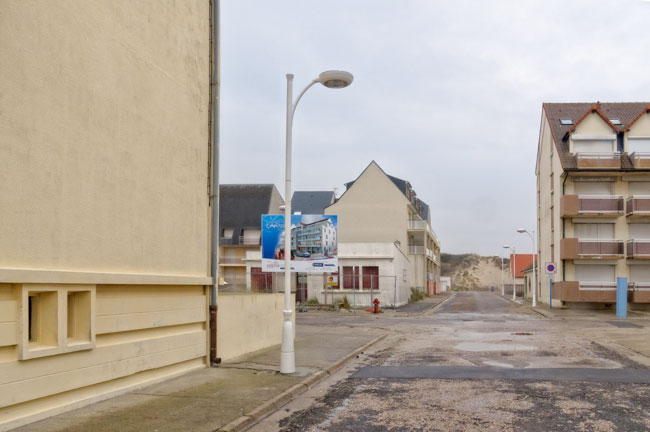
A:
[261,214,338,273]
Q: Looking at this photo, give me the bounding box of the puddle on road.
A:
[482,360,514,368]
[455,342,536,352]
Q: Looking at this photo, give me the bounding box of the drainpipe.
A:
[562,174,567,282]
[209,0,221,366]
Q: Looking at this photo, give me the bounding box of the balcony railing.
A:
[219,256,245,265]
[630,152,650,169]
[626,240,650,259]
[220,236,261,246]
[628,282,650,303]
[626,196,650,217]
[408,245,425,255]
[552,281,616,302]
[560,238,624,260]
[408,220,426,230]
[560,195,624,218]
[575,152,621,169]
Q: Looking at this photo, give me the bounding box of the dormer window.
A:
[571,135,617,154]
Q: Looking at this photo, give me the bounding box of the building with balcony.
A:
[315,161,441,307]
[537,102,650,307]
[219,184,284,292]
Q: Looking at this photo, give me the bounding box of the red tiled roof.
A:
[625,104,650,132]
[510,254,536,278]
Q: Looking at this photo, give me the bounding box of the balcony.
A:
[219,256,245,265]
[626,240,650,259]
[408,220,427,231]
[220,236,261,246]
[625,196,650,218]
[629,282,650,303]
[408,245,425,255]
[560,238,624,260]
[575,152,621,169]
[560,195,624,218]
[629,152,650,169]
[552,281,616,303]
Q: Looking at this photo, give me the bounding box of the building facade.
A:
[317,161,442,307]
[218,184,284,292]
[537,102,650,307]
[0,2,212,429]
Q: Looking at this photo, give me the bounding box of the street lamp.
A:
[503,245,516,301]
[517,228,537,308]
[500,255,505,296]
[281,70,353,374]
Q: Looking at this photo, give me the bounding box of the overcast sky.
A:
[220,0,650,257]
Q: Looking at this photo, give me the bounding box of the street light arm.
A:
[291,79,319,119]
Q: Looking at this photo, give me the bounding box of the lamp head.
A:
[516,228,526,233]
[503,245,510,249]
[318,70,354,89]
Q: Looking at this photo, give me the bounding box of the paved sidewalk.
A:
[498,293,650,366]
[15,325,386,432]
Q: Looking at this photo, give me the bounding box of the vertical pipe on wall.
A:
[209,0,221,366]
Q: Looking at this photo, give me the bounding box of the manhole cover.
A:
[512,332,533,336]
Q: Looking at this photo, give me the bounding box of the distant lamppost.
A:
[281,70,353,374]
[503,245,516,300]
[500,255,505,296]
[517,228,537,307]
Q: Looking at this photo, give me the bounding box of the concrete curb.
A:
[217,332,388,432]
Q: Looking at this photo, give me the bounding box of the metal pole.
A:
[394,275,397,308]
[549,276,553,308]
[501,256,504,296]
[281,74,295,374]
[512,249,517,300]
[353,267,356,313]
[532,230,537,307]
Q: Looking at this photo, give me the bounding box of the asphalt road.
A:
[251,291,650,432]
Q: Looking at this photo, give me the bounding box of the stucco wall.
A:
[0,2,211,429]
[326,162,409,256]
[217,293,294,362]
[0,1,210,276]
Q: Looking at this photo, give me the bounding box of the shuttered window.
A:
[574,264,615,282]
[574,181,613,195]
[574,223,614,240]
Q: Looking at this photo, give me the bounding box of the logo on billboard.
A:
[261,214,338,273]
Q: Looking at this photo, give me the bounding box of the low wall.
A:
[217,293,294,362]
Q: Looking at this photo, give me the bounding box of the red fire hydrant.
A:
[373,298,380,314]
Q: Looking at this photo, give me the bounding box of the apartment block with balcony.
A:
[218,184,284,292]
[537,103,650,307]
[320,161,442,307]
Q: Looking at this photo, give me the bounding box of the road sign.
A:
[545,262,557,274]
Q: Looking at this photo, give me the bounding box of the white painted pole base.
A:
[280,309,295,374]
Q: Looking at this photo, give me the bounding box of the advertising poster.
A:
[261,214,338,272]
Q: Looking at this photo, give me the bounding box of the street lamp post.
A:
[281,70,353,374]
[500,255,504,296]
[517,228,537,308]
[503,245,516,300]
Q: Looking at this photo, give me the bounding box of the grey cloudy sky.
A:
[220,0,650,257]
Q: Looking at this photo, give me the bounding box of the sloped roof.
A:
[543,102,649,170]
[219,184,283,242]
[291,191,335,214]
[510,254,536,278]
[341,161,430,220]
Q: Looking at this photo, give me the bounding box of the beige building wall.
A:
[536,110,563,305]
[0,2,211,429]
[327,162,410,256]
[217,293,294,362]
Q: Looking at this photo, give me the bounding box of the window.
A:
[341,266,359,289]
[629,182,650,196]
[574,181,614,195]
[550,172,554,193]
[362,266,379,290]
[574,223,614,240]
[628,138,650,154]
[20,284,95,360]
[573,140,615,153]
[560,119,573,125]
[575,264,615,283]
[550,206,554,231]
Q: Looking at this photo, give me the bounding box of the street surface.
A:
[252,292,650,432]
